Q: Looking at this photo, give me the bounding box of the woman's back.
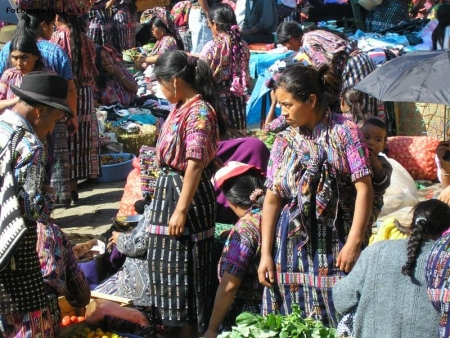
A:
[333,239,440,338]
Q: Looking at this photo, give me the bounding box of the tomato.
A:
[61,316,71,326]
[78,316,86,322]
[71,316,79,323]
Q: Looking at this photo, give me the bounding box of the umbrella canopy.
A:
[354,50,450,105]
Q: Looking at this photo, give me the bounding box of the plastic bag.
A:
[380,156,419,217]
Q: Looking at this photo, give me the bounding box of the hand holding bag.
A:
[0,128,27,271]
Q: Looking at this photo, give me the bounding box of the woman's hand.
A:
[168,208,187,237]
[438,185,450,205]
[106,64,124,79]
[337,241,361,273]
[258,253,276,287]
[203,330,219,338]
[107,231,120,249]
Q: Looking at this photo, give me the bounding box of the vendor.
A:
[241,0,278,44]
[94,45,138,107]
[136,7,184,67]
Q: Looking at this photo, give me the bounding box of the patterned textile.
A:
[0,67,52,103]
[171,1,191,28]
[426,233,450,338]
[0,111,53,317]
[302,31,377,116]
[219,206,263,302]
[36,222,89,300]
[112,3,137,52]
[0,306,54,338]
[156,95,219,172]
[365,0,409,32]
[177,26,192,52]
[51,28,98,88]
[0,39,73,80]
[139,146,158,199]
[147,171,216,331]
[200,30,250,130]
[88,7,114,46]
[95,58,136,106]
[140,7,176,35]
[50,121,71,206]
[262,113,372,327]
[149,35,179,56]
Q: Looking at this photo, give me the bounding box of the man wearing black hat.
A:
[0,71,73,337]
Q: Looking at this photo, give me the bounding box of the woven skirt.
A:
[147,170,216,332]
[219,92,247,131]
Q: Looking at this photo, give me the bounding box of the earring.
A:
[174,86,177,97]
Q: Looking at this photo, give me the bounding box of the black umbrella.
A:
[354,50,450,106]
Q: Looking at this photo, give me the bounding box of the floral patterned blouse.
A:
[149,35,178,56]
[266,113,371,217]
[219,207,263,301]
[0,67,52,102]
[95,67,136,106]
[156,95,219,171]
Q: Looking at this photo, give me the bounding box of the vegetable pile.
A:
[217,305,337,338]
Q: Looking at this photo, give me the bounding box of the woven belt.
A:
[148,224,215,242]
[276,272,342,289]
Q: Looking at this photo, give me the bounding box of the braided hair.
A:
[208,3,247,93]
[342,86,365,124]
[401,199,450,276]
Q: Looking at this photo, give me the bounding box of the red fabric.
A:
[117,157,141,217]
[387,136,439,181]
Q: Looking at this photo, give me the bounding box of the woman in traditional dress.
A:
[87,0,115,46]
[200,3,250,134]
[94,45,138,107]
[275,22,377,118]
[137,8,184,66]
[257,64,374,327]
[52,13,100,204]
[112,0,137,52]
[0,35,50,111]
[146,51,227,337]
[365,0,410,32]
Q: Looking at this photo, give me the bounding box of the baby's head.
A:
[361,116,388,156]
[214,162,266,214]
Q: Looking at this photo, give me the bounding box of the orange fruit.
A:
[61,316,71,326]
[78,316,85,322]
[70,316,79,323]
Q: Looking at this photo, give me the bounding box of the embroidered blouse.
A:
[156,95,219,171]
[149,35,178,56]
[219,207,263,301]
[37,222,89,298]
[94,67,136,106]
[0,67,53,102]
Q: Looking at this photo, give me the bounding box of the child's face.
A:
[361,124,386,155]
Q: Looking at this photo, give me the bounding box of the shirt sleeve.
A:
[373,155,393,192]
[337,120,372,182]
[17,143,54,223]
[0,71,9,100]
[220,223,257,279]
[184,101,218,167]
[199,40,215,66]
[264,133,286,195]
[44,40,74,81]
[255,0,276,32]
[116,216,149,257]
[0,42,10,76]
[62,228,89,297]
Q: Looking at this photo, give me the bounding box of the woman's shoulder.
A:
[37,39,69,57]
[329,113,363,140]
[1,67,21,79]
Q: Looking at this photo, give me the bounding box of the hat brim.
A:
[10,84,74,116]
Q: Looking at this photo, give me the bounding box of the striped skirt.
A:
[88,8,114,46]
[112,5,136,52]
[69,86,101,181]
[0,307,54,338]
[51,120,71,206]
[147,170,216,332]
[219,91,247,131]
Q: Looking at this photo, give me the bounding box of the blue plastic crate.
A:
[95,153,135,183]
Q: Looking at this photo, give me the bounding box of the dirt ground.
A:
[52,179,125,236]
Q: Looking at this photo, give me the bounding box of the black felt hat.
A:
[10,71,73,116]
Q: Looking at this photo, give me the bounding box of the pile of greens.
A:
[217,305,338,338]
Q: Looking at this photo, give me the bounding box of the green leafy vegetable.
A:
[215,305,337,338]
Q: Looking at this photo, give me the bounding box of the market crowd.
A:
[1,0,450,337]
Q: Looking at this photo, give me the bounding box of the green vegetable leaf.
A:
[236,312,260,326]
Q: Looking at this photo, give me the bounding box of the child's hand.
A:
[436,141,450,175]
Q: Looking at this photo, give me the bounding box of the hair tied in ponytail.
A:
[187,55,198,68]
[249,188,264,203]
[415,216,427,226]
[230,24,239,31]
[21,13,30,23]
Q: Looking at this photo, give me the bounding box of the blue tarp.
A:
[0,0,19,23]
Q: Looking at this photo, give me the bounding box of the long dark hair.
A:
[276,21,303,45]
[56,13,85,87]
[9,34,45,70]
[152,18,184,50]
[14,12,56,40]
[275,63,342,111]
[95,45,111,93]
[432,4,450,50]
[221,170,266,208]
[401,200,450,276]
[342,87,365,124]
[154,51,227,137]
